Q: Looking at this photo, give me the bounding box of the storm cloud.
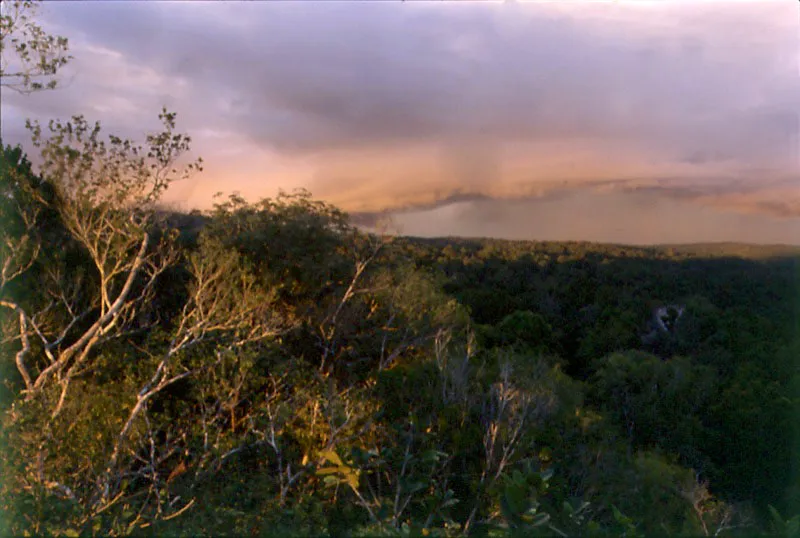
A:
[1,0,798,243]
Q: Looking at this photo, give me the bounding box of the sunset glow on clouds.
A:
[1,0,797,244]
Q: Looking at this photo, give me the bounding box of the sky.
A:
[1,0,798,245]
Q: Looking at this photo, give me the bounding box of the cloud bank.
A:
[1,0,797,243]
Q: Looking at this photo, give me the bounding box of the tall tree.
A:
[0,0,71,93]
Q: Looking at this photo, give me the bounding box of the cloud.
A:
[1,0,797,232]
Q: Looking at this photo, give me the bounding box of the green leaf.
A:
[524,510,550,527]
[786,516,799,538]
[503,483,528,515]
[402,481,426,495]
[770,505,785,527]
[441,498,459,509]
[539,468,554,482]
[499,495,517,524]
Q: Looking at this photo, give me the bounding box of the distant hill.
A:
[651,242,800,259]
[399,235,800,262]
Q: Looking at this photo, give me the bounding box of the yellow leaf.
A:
[315,466,341,476]
[319,449,343,467]
[346,472,360,490]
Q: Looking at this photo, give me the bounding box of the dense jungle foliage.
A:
[1,129,799,537]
